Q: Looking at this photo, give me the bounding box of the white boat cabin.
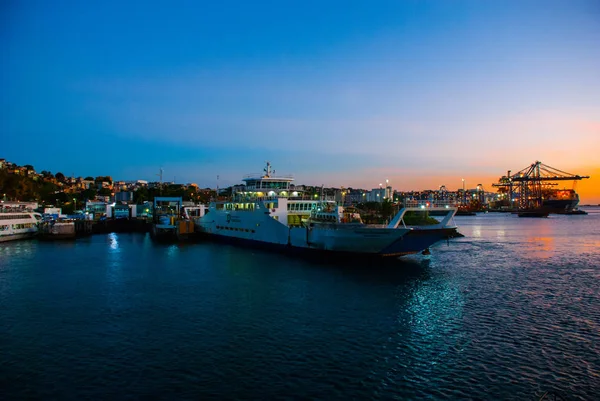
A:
[209,162,339,227]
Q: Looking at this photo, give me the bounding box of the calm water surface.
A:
[1,209,599,400]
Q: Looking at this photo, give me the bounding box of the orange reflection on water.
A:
[524,236,555,259]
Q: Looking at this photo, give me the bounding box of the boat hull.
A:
[381,227,458,256]
[194,229,454,260]
[195,210,456,257]
[0,232,37,243]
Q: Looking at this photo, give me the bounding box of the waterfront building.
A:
[115,191,134,203]
[366,188,386,203]
[345,190,367,205]
[85,201,109,218]
[0,201,39,211]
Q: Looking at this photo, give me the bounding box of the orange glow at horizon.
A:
[348,165,600,205]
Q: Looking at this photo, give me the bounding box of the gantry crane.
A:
[492,161,590,209]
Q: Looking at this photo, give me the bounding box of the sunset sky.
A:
[2,1,599,202]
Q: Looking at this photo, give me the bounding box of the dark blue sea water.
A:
[1,209,599,400]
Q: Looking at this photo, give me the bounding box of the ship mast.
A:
[264,161,272,178]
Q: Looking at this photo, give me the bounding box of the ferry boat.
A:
[194,163,459,258]
[0,210,42,242]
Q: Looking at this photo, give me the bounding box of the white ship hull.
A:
[195,207,454,257]
[0,231,38,243]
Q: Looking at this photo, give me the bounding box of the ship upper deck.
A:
[241,162,294,189]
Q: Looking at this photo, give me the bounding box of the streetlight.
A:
[73,198,77,211]
[461,179,465,205]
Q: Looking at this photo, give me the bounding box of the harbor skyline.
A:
[3,1,599,202]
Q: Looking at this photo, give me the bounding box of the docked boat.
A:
[194,163,459,258]
[0,210,42,242]
[542,189,581,214]
[150,197,206,242]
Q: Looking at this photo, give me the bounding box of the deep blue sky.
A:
[2,0,599,196]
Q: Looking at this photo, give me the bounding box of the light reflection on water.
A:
[167,244,179,258]
[108,232,119,252]
[0,212,599,399]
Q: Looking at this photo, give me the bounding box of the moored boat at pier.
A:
[0,209,42,242]
[194,163,459,258]
[150,197,206,242]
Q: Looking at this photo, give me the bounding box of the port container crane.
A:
[492,161,590,209]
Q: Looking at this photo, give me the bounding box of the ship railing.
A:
[1,207,36,213]
[364,224,388,228]
[242,173,294,179]
[233,195,337,202]
[403,200,458,209]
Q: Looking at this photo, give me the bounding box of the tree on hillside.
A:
[55,172,66,182]
[0,170,37,201]
[84,176,94,181]
[134,186,149,204]
[95,176,113,184]
[24,164,35,171]
[81,188,97,201]
[55,191,69,203]
[381,199,396,221]
[39,181,60,203]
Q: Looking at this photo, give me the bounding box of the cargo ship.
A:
[542,189,581,214]
[194,163,459,258]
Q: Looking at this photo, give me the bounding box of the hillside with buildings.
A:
[0,158,214,214]
[1,157,496,216]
